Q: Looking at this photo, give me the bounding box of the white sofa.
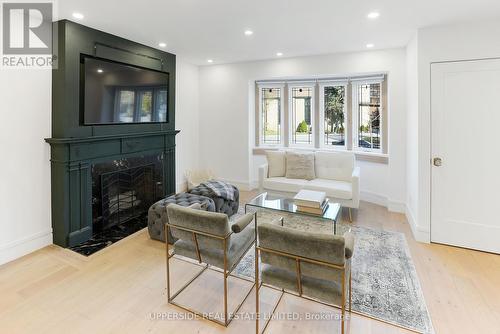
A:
[259,151,360,218]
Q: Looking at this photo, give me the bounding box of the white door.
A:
[431,59,500,254]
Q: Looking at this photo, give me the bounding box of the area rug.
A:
[232,208,434,334]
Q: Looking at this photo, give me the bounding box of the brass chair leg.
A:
[165,224,171,301]
[341,270,346,334]
[349,266,352,312]
[223,239,228,326]
[255,247,259,334]
[348,208,353,222]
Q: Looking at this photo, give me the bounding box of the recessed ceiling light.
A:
[97,69,103,73]
[72,12,84,20]
[367,12,380,19]
[207,59,213,63]
[158,42,167,48]
[366,43,375,48]
[276,52,283,56]
[244,30,253,36]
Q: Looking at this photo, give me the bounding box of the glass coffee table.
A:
[245,192,347,235]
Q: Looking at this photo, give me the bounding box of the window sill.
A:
[252,147,388,164]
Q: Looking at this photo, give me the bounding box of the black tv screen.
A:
[82,56,168,125]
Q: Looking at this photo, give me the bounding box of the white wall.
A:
[0,69,52,265]
[175,59,200,191]
[406,33,420,236]
[412,19,500,242]
[198,49,407,209]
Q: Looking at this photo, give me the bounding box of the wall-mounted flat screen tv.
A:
[82,56,169,125]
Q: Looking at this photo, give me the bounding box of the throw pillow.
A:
[285,151,316,180]
[266,151,286,177]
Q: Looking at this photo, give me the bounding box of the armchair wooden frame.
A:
[255,218,352,334]
[165,213,257,327]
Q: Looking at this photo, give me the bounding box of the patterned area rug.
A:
[232,207,434,334]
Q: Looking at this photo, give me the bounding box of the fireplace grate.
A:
[100,163,155,230]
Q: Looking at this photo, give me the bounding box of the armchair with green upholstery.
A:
[255,221,354,334]
[165,203,256,327]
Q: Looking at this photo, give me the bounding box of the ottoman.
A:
[148,192,215,243]
[188,183,239,217]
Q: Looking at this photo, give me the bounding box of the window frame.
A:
[318,81,348,150]
[258,83,285,147]
[288,82,316,148]
[255,74,387,160]
[351,79,383,153]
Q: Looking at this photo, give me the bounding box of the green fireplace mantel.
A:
[46,130,179,247]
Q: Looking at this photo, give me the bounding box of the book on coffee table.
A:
[293,190,326,208]
[296,198,329,215]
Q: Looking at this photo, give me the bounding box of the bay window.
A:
[256,74,386,158]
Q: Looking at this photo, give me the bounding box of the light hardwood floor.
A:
[1,191,499,334]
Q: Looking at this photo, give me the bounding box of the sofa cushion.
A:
[263,177,308,193]
[304,178,353,200]
[266,151,286,177]
[285,151,315,180]
[314,151,354,182]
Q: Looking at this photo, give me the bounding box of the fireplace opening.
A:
[98,164,155,232]
[70,154,164,256]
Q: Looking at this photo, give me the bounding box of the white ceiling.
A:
[57,0,500,65]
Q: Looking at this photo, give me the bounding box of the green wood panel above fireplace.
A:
[52,20,176,138]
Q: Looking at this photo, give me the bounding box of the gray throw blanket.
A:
[201,180,235,201]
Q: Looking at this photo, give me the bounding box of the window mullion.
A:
[314,83,320,149]
[346,83,353,151]
[283,83,289,147]
[351,83,359,150]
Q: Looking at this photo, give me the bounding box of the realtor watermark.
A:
[149,311,350,322]
[1,1,55,69]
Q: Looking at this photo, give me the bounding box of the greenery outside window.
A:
[290,85,314,147]
[319,84,346,148]
[352,81,382,152]
[261,87,282,145]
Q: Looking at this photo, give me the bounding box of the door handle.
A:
[433,157,443,167]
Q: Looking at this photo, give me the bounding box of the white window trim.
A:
[258,83,285,148]
[352,80,383,153]
[288,82,315,148]
[255,74,387,160]
[319,82,348,150]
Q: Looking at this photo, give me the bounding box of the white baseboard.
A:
[189,178,429,244]
[387,199,406,214]
[360,190,387,207]
[0,229,53,266]
[249,180,259,190]
[360,191,405,213]
[405,205,430,243]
